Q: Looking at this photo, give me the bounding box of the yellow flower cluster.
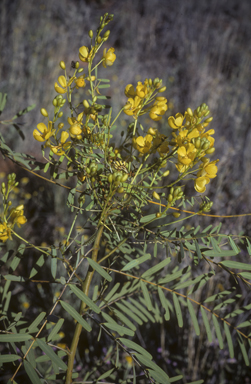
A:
[132,127,169,156]
[168,104,218,193]
[0,204,27,243]
[123,79,167,120]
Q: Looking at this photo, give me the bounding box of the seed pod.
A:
[40,108,48,117]
[153,191,160,200]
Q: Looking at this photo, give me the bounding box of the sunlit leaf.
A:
[28,312,46,333]
[119,338,152,359]
[70,285,100,314]
[60,301,91,332]
[36,338,67,370]
[24,360,42,384]
[86,258,112,281]
[142,257,171,278]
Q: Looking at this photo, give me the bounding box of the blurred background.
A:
[1,0,251,382]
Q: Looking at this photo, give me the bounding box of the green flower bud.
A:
[162,170,170,177]
[153,191,160,200]
[58,111,63,118]
[195,138,201,149]
[121,174,129,182]
[53,99,58,107]
[156,212,162,218]
[204,110,210,117]
[204,116,213,123]
[168,194,173,202]
[108,174,113,183]
[158,86,166,93]
[75,61,79,69]
[206,148,215,154]
[170,187,174,195]
[89,30,93,38]
[91,176,96,183]
[104,30,110,38]
[1,182,6,194]
[78,68,84,73]
[172,212,181,218]
[40,108,48,117]
[117,187,124,193]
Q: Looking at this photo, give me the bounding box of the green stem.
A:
[65,224,104,384]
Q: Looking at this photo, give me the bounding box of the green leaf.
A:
[36,338,67,370]
[172,293,183,328]
[158,286,170,321]
[159,266,191,285]
[12,104,36,120]
[51,258,57,279]
[86,258,112,281]
[246,238,251,256]
[97,368,114,381]
[115,302,143,325]
[237,319,251,328]
[140,213,157,223]
[200,307,212,342]
[24,360,42,384]
[220,260,251,271]
[224,321,234,358]
[102,282,120,304]
[28,312,46,333]
[0,333,32,342]
[121,253,151,271]
[142,257,171,278]
[60,301,92,332]
[169,374,184,383]
[239,272,251,280]
[69,285,100,314]
[228,236,239,253]
[186,381,204,384]
[119,338,152,359]
[195,240,202,260]
[121,300,149,322]
[0,354,20,363]
[3,274,26,282]
[187,300,200,335]
[0,92,7,115]
[112,308,136,331]
[104,322,134,337]
[212,315,223,349]
[140,280,153,311]
[238,334,250,366]
[203,250,237,257]
[48,318,64,342]
[135,354,170,384]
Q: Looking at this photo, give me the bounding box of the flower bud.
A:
[104,30,110,38]
[53,99,58,107]
[1,182,6,194]
[148,127,156,136]
[88,30,93,38]
[172,212,181,218]
[83,100,90,108]
[195,138,201,149]
[97,36,102,44]
[204,117,213,123]
[108,174,113,183]
[121,174,129,182]
[58,122,64,129]
[153,191,160,200]
[78,68,84,73]
[158,86,166,93]
[187,108,193,117]
[58,111,63,118]
[69,124,82,136]
[59,61,66,70]
[40,108,48,117]
[162,170,170,177]
[156,212,162,218]
[168,194,173,202]
[170,187,174,194]
[117,187,124,193]
[91,176,96,183]
[206,148,215,154]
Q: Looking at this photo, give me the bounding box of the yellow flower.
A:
[133,134,153,154]
[50,131,71,156]
[177,143,196,165]
[102,47,116,68]
[136,81,148,98]
[75,77,86,89]
[125,84,136,98]
[68,112,84,137]
[33,121,54,143]
[79,46,89,62]
[124,96,142,117]
[54,76,67,94]
[149,98,168,121]
[194,176,209,193]
[10,205,27,228]
[168,113,185,129]
[197,160,218,179]
[0,222,11,242]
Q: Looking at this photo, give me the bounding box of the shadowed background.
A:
[1,0,251,382]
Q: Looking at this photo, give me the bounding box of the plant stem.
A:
[65,224,104,384]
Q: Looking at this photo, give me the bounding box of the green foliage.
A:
[1,11,251,384]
